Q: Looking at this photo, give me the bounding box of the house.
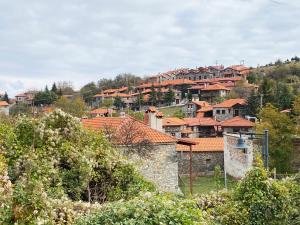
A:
[15,93,34,105]
[213,98,247,121]
[196,105,213,118]
[200,84,230,103]
[89,108,115,117]
[184,101,210,118]
[177,137,224,176]
[82,115,180,193]
[221,65,250,78]
[0,101,9,115]
[163,117,187,138]
[183,117,218,138]
[221,116,255,133]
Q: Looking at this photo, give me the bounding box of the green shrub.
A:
[76,193,203,225]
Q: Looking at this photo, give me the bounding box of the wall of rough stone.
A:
[177,151,224,176]
[292,138,300,172]
[122,143,180,193]
[223,133,253,178]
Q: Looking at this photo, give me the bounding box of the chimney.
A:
[144,107,163,132]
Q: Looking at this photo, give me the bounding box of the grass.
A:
[158,105,183,117]
[179,175,238,195]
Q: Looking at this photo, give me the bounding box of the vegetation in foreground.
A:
[0,110,300,224]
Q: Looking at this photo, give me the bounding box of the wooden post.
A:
[189,144,193,195]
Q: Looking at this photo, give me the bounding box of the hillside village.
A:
[1,59,300,223]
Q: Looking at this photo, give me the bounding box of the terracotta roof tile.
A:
[192,101,210,107]
[221,116,254,127]
[0,101,9,106]
[82,117,176,144]
[176,138,224,152]
[213,98,246,108]
[89,108,115,115]
[183,117,218,126]
[201,84,230,91]
[163,117,186,126]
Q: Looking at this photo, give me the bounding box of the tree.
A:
[227,80,252,99]
[274,82,295,110]
[133,91,144,111]
[149,85,157,106]
[57,81,74,95]
[33,90,58,106]
[246,90,261,116]
[80,82,99,105]
[164,88,175,106]
[258,77,275,106]
[1,92,9,103]
[51,82,58,93]
[256,104,296,172]
[100,98,113,108]
[113,96,125,110]
[54,96,86,117]
[156,87,163,106]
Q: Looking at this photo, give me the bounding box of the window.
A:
[222,110,225,114]
[216,110,220,114]
[228,109,231,113]
[171,133,176,136]
[234,110,239,116]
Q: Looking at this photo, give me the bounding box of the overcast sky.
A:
[0,0,299,96]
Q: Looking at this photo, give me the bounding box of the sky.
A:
[0,0,299,96]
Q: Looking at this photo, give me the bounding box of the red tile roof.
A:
[192,101,210,108]
[201,84,230,91]
[213,98,246,108]
[183,117,218,126]
[0,101,9,106]
[89,108,115,115]
[197,106,213,112]
[82,117,176,144]
[163,117,186,126]
[137,79,196,89]
[221,116,254,127]
[176,138,224,152]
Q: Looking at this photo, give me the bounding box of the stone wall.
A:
[223,133,253,178]
[292,138,300,172]
[122,143,179,193]
[177,151,224,176]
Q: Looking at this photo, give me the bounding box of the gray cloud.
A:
[0,0,299,96]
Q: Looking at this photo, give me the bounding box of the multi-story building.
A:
[213,98,247,121]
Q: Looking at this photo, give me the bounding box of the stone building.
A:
[223,133,254,178]
[200,84,230,103]
[213,98,247,121]
[183,117,218,138]
[163,117,187,138]
[220,116,255,133]
[183,101,210,118]
[177,138,224,176]
[82,115,180,193]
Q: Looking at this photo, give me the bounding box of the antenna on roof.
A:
[216,60,218,66]
[240,60,245,65]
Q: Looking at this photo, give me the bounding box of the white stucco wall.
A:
[223,133,253,178]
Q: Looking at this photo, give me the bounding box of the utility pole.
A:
[189,144,193,195]
[260,94,263,108]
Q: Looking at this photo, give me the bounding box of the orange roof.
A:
[89,108,115,115]
[201,84,230,91]
[281,109,291,113]
[221,116,254,127]
[213,98,246,108]
[137,79,196,89]
[0,101,9,106]
[82,117,176,144]
[103,88,118,94]
[183,117,218,126]
[163,117,186,126]
[197,106,213,112]
[227,65,249,72]
[156,112,164,117]
[192,101,210,108]
[176,138,224,152]
[146,106,157,113]
[181,128,193,134]
[93,93,105,97]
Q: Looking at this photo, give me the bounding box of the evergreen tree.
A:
[51,82,58,93]
[2,92,9,103]
[246,90,260,116]
[156,87,163,106]
[45,85,49,93]
[274,82,294,110]
[149,85,157,106]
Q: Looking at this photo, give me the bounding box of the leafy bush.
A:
[208,159,300,225]
[76,193,203,225]
[0,109,154,224]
